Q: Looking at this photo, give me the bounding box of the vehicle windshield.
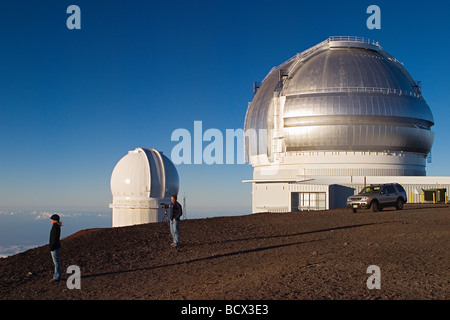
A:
[359,186,381,194]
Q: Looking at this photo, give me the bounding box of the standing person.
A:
[49,214,62,282]
[169,194,182,248]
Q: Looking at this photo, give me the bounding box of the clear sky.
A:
[1,0,449,218]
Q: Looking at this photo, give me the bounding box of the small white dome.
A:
[110,148,179,202]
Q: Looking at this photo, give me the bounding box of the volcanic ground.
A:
[1,204,448,300]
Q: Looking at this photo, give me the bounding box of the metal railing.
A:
[328,36,381,47]
[285,86,420,98]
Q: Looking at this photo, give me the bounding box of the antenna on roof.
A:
[253,81,261,95]
[182,193,187,220]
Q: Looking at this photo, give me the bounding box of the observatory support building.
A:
[244,37,450,212]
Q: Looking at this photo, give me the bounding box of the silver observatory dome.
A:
[245,37,434,176]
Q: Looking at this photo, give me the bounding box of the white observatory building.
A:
[244,37,450,212]
[110,147,179,227]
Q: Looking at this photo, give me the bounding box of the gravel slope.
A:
[1,204,448,300]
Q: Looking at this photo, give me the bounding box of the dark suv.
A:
[347,183,407,213]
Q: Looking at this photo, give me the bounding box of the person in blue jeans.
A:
[169,194,182,248]
[49,214,62,282]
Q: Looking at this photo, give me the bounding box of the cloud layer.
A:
[0,244,41,258]
[0,210,111,258]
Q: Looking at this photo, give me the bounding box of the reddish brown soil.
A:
[1,204,449,300]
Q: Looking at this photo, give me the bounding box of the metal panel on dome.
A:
[283,94,433,121]
[245,59,301,160]
[160,151,180,198]
[284,49,415,94]
[110,149,150,200]
[141,148,165,199]
[283,124,434,154]
[244,63,281,158]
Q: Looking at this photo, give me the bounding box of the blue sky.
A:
[1,0,449,220]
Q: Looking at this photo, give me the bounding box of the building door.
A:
[291,193,299,212]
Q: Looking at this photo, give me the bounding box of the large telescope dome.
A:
[245,37,434,177]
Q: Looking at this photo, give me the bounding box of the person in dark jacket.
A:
[49,214,62,282]
[169,194,182,247]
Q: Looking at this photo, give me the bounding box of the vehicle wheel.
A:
[352,208,357,213]
[396,198,404,210]
[372,201,380,212]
